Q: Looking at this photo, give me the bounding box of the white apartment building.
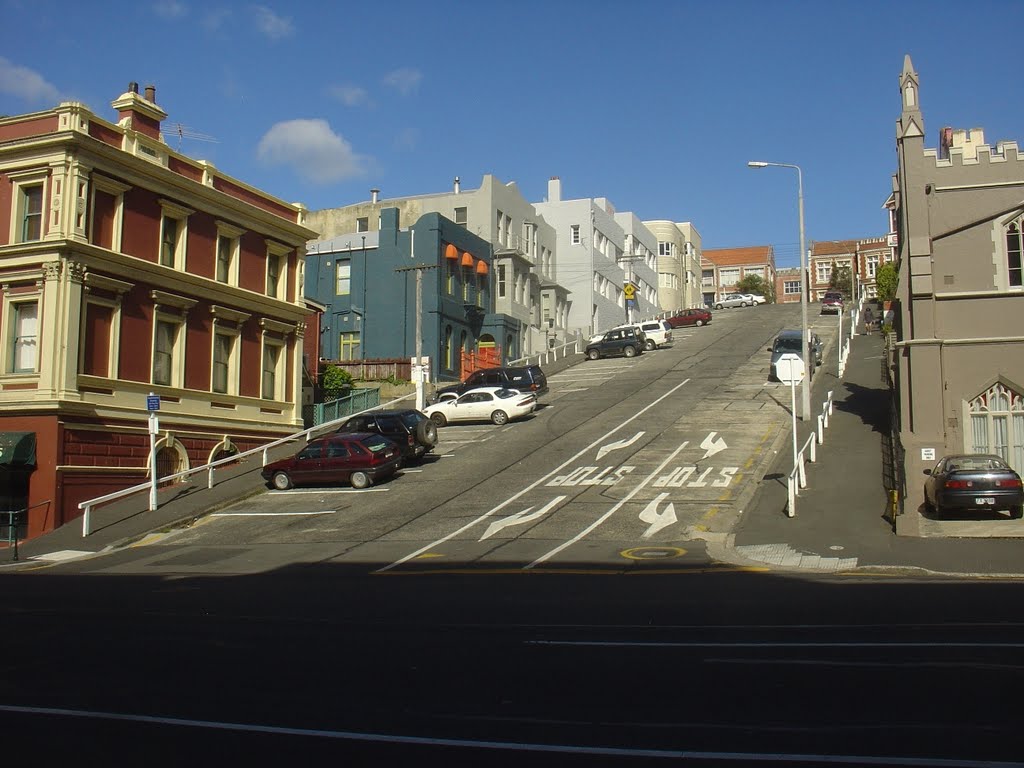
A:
[534,177,659,336]
[643,220,704,312]
[614,211,660,323]
[306,175,572,357]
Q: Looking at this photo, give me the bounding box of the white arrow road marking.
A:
[596,432,644,460]
[639,493,677,539]
[480,496,567,541]
[700,431,728,459]
[377,378,690,573]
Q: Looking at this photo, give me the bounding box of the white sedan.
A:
[422,387,536,426]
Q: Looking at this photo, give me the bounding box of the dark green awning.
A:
[0,432,35,467]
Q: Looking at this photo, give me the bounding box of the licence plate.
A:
[975,497,995,505]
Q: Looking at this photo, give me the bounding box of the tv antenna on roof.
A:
[168,123,219,152]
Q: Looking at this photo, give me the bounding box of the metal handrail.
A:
[78,393,415,536]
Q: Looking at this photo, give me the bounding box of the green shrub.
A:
[323,366,354,400]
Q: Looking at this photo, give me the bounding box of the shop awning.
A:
[444,244,459,260]
[461,252,474,267]
[0,432,35,467]
[475,261,489,275]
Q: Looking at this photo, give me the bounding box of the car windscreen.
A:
[495,389,517,399]
[359,436,393,453]
[773,338,802,353]
[398,412,423,429]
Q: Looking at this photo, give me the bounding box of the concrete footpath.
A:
[728,327,1024,577]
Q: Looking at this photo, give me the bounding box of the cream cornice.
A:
[259,317,295,335]
[210,304,252,324]
[150,289,198,311]
[84,272,133,294]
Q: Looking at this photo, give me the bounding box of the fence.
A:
[314,388,380,426]
[786,390,835,517]
[508,332,583,368]
[320,358,412,381]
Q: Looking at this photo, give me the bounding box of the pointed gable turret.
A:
[898,55,924,140]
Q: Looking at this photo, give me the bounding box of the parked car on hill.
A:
[261,433,401,490]
[742,293,767,305]
[715,293,753,309]
[923,454,1023,519]
[821,291,844,315]
[423,387,536,427]
[667,308,712,328]
[585,326,645,360]
[335,409,438,462]
[435,365,548,402]
[768,329,823,381]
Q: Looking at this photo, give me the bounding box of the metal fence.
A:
[314,388,380,426]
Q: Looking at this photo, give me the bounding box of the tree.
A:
[876,262,898,302]
[322,365,354,401]
[736,274,771,302]
[829,264,853,298]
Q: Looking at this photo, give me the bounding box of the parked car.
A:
[335,409,438,462]
[423,387,536,427]
[821,291,844,315]
[769,329,823,381]
[261,432,401,490]
[435,365,548,402]
[714,293,753,309]
[607,320,670,351]
[667,308,712,328]
[923,454,1023,519]
[585,327,645,360]
[742,293,767,305]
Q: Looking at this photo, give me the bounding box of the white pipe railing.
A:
[79,392,416,537]
[785,389,835,518]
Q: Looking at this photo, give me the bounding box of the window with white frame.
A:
[90,176,130,251]
[211,331,235,395]
[867,254,880,278]
[158,201,192,270]
[339,332,360,361]
[784,280,801,295]
[658,242,673,257]
[266,242,290,300]
[215,221,243,285]
[446,258,455,295]
[356,217,369,233]
[1004,219,1024,288]
[6,299,39,374]
[81,300,115,377]
[719,268,740,286]
[497,264,506,298]
[570,225,580,245]
[816,262,833,284]
[9,171,48,243]
[152,316,183,387]
[261,338,285,400]
[454,207,467,226]
[969,382,1024,472]
[496,210,506,246]
[336,261,350,296]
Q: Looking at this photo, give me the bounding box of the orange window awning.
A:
[461,252,474,267]
[475,261,489,275]
[444,244,459,260]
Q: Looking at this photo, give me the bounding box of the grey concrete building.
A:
[533,178,659,336]
[892,55,1024,531]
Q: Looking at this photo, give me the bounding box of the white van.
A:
[613,321,672,351]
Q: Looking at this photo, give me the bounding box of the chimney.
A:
[453,176,460,194]
[548,176,562,203]
[370,188,380,204]
[111,80,167,141]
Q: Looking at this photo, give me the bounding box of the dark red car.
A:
[261,432,401,491]
[667,308,712,328]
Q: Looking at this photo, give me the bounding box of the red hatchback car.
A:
[261,432,401,491]
[667,308,712,328]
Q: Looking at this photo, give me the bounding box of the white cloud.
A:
[328,84,368,107]
[382,67,422,96]
[153,0,188,19]
[257,119,366,184]
[253,5,294,40]
[0,57,60,105]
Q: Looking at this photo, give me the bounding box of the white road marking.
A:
[480,496,567,541]
[526,439,692,569]
[596,432,644,460]
[639,493,677,539]
[211,511,338,517]
[268,488,388,494]
[700,431,728,459]
[377,378,692,572]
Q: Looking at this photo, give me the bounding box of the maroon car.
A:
[261,432,401,491]
[667,308,712,328]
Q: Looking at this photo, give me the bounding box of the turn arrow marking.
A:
[480,496,567,541]
[700,431,728,459]
[639,493,677,539]
[596,432,644,460]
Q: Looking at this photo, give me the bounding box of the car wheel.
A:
[417,418,438,446]
[1010,505,1023,520]
[271,471,292,491]
[623,345,637,358]
[350,471,371,490]
[430,412,447,428]
[491,409,509,425]
[715,303,724,310]
[741,301,748,307]
[644,339,655,351]
[587,349,600,361]
[695,319,703,327]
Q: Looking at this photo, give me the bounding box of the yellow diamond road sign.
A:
[623,283,636,300]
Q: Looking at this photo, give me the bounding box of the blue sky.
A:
[3,0,1022,267]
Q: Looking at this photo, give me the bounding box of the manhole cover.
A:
[620,546,687,561]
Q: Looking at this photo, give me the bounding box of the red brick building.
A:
[702,245,777,302]
[0,83,316,539]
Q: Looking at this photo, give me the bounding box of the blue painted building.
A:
[305,208,521,383]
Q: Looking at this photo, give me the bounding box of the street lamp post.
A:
[748,160,811,420]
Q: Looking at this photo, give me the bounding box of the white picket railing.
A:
[786,389,835,517]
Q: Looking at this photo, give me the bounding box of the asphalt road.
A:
[4,305,1022,766]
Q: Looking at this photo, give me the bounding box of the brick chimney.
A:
[111,81,167,140]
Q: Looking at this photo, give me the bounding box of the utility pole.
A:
[395,264,436,410]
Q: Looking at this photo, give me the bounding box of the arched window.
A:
[969,382,1024,471]
[1005,221,1023,288]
